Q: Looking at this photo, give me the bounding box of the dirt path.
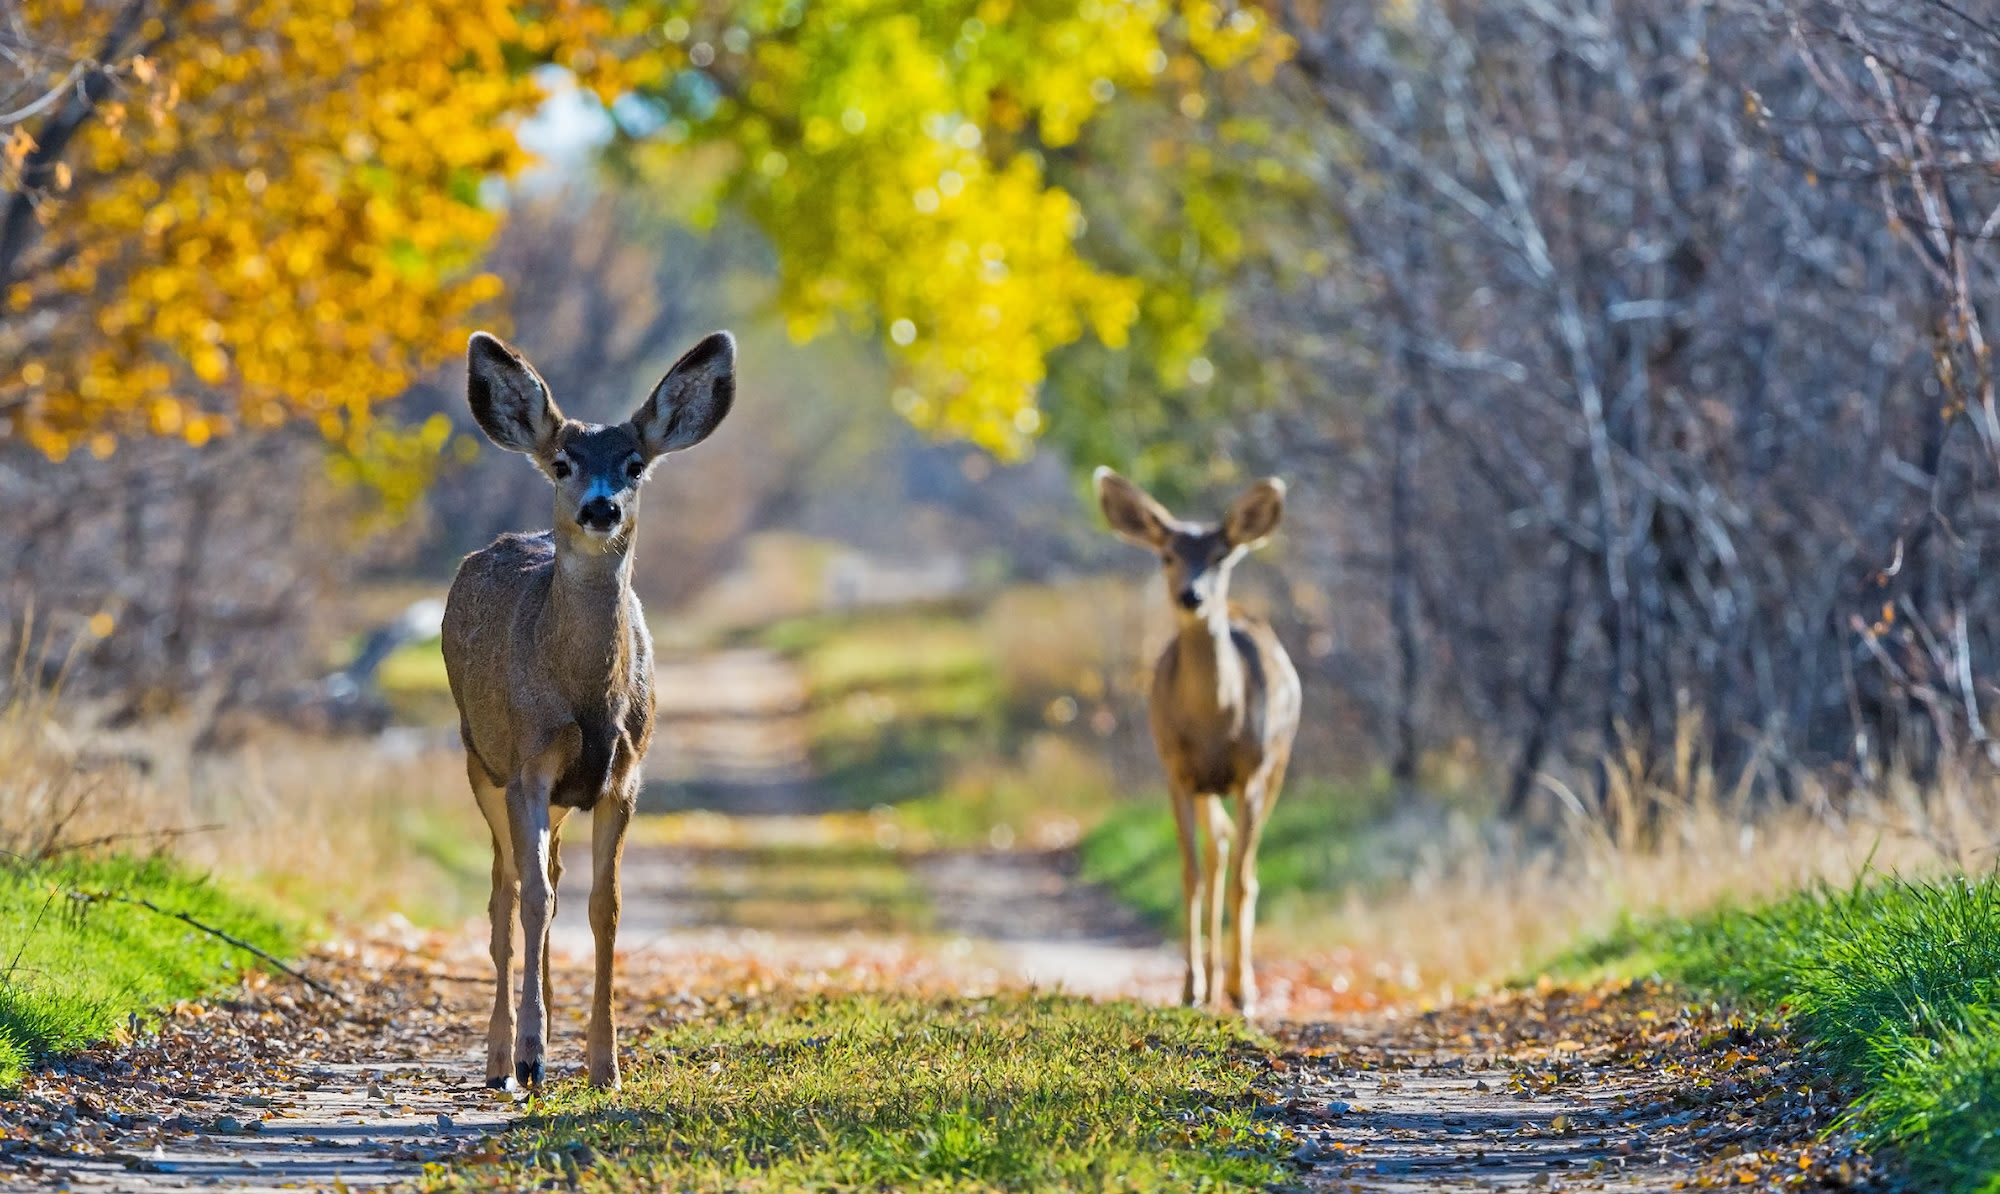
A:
[1272,984,1880,1192]
[0,867,1879,1194]
[0,822,1189,1192]
[0,654,1878,1190]
[0,933,509,1191]
[643,648,816,813]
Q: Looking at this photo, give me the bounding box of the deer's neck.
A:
[547,531,635,691]
[1170,607,1246,716]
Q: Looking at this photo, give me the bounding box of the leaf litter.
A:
[1270,978,1884,1191]
[0,840,1896,1193]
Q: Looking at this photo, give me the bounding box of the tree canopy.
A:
[3,0,1282,460]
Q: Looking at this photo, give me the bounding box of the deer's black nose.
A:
[1177,589,1202,611]
[578,497,621,531]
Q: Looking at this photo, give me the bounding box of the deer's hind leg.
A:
[1201,795,1233,1014]
[542,807,571,1053]
[585,785,633,1089]
[1168,781,1206,1007]
[468,757,518,1089]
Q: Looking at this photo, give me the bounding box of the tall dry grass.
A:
[2,669,486,925]
[1287,714,2000,1006]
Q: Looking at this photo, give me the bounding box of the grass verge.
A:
[0,855,296,1087]
[1568,870,2000,1193]
[423,989,1288,1192]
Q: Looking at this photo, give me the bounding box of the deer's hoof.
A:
[516,1059,544,1089]
[483,1075,516,1092]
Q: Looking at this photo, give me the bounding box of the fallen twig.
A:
[34,824,225,861]
[59,885,348,1004]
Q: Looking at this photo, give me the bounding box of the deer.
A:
[1094,467,1300,1017]
[441,329,735,1090]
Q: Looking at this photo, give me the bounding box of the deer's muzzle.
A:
[577,497,622,532]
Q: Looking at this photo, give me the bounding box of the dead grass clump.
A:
[0,698,161,863]
[1,674,483,925]
[1292,719,2000,1007]
[167,731,486,924]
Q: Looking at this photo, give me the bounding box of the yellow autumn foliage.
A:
[2,0,636,460]
[614,0,1289,456]
[3,0,1286,462]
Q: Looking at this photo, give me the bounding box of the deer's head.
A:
[465,331,736,550]
[1095,467,1285,622]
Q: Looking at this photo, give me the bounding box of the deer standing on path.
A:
[442,330,735,1089]
[1095,468,1300,1017]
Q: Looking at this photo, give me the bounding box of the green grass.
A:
[759,611,1007,809]
[1078,780,1396,931]
[423,989,1288,1192]
[1567,870,2000,1192]
[891,733,1124,849]
[0,855,298,1086]
[375,636,460,724]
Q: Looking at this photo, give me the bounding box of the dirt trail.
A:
[0,934,511,1192]
[642,648,816,813]
[0,820,1189,1193]
[1273,986,1878,1192]
[0,648,1877,1190]
[0,916,1875,1193]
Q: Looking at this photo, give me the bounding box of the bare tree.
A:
[1054,0,2000,813]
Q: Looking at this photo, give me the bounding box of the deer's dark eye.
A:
[551,457,572,480]
[625,458,645,480]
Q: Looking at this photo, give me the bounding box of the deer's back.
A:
[1149,610,1300,796]
[441,532,655,808]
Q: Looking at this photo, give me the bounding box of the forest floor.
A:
[0,825,1882,1193]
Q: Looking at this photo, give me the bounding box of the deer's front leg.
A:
[1226,760,1285,1019]
[485,846,520,1086]
[509,769,556,1089]
[586,792,632,1089]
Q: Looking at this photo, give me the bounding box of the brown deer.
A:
[1094,468,1300,1016]
[442,330,735,1089]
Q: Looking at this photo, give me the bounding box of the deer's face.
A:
[464,330,736,550]
[1158,527,1241,619]
[1094,467,1286,623]
[546,423,650,542]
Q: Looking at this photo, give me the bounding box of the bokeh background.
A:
[8,0,2000,1002]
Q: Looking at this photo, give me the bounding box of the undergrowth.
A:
[422,989,1288,1192]
[0,855,296,1087]
[1571,870,2000,1193]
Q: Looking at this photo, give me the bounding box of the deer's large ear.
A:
[1224,478,1286,549]
[467,333,563,455]
[629,331,736,459]
[1094,466,1174,549]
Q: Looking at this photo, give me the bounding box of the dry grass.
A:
[1,688,486,926]
[980,576,1163,705]
[1281,718,2000,1009]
